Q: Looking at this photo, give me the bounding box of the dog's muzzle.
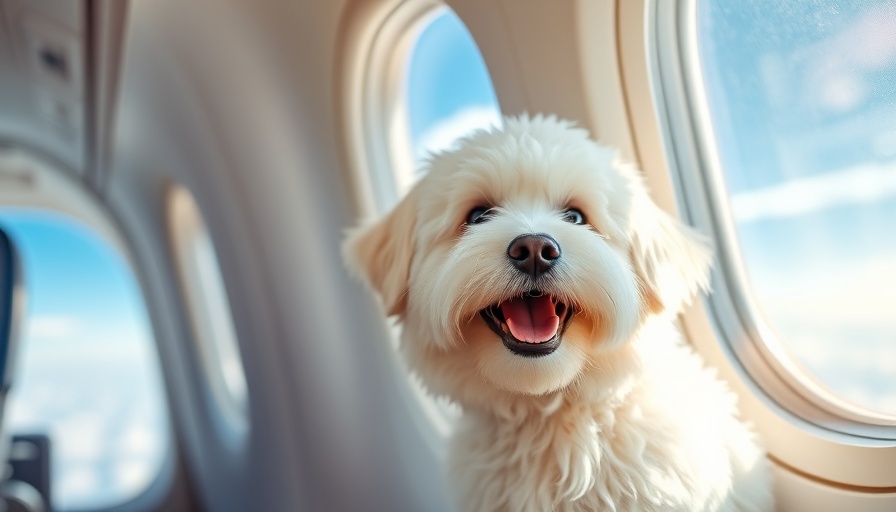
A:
[480,291,575,357]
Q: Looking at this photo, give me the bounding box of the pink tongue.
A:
[499,295,560,343]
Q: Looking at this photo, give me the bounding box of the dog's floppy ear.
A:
[342,188,418,317]
[629,188,712,316]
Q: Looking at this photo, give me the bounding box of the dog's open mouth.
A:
[479,291,575,357]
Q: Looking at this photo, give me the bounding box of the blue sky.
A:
[0,211,141,327]
[407,10,499,144]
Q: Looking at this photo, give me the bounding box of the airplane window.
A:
[366,6,501,434]
[698,0,896,418]
[168,187,249,435]
[0,210,169,510]
[405,8,501,168]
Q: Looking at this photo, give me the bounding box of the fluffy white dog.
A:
[344,115,772,511]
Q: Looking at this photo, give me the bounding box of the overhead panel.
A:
[0,0,85,175]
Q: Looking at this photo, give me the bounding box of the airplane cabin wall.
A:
[106,0,450,510]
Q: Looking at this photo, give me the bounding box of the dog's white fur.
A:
[344,115,772,511]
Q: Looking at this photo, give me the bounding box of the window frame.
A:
[643,0,896,488]
[166,185,250,446]
[339,0,447,218]
[0,147,177,512]
[338,0,498,455]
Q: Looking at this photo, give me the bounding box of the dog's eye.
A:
[561,208,586,225]
[467,206,494,224]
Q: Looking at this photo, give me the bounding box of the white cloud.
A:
[26,314,81,340]
[115,460,153,494]
[414,106,502,162]
[755,254,896,415]
[58,466,100,500]
[761,255,896,332]
[730,162,896,223]
[54,413,106,462]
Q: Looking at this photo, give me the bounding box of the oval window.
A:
[1,210,169,510]
[168,186,249,436]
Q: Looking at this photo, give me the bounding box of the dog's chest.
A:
[448,402,705,512]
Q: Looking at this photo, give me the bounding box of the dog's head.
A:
[344,115,710,400]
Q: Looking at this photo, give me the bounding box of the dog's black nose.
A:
[507,234,561,278]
